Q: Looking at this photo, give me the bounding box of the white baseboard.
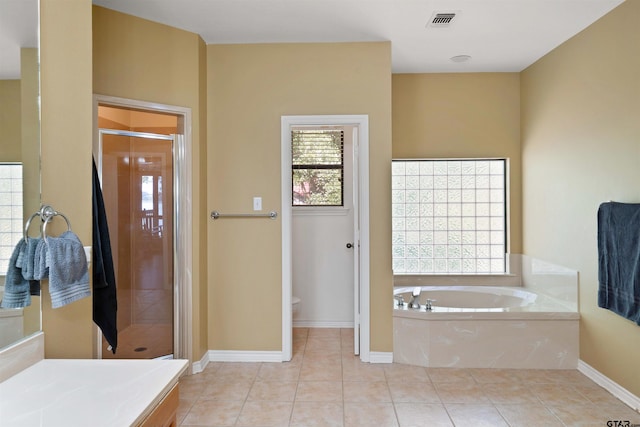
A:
[293,320,354,328]
[191,350,210,375]
[193,349,392,370]
[208,350,283,363]
[578,359,640,412]
[369,351,393,364]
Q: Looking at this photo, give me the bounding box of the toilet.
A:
[292,296,301,315]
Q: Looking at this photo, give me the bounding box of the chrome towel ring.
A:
[23,211,42,241]
[23,204,73,242]
[41,206,72,242]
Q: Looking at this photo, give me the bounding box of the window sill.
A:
[394,273,518,277]
[293,207,350,216]
[393,273,520,287]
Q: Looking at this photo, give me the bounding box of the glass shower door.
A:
[99,131,175,359]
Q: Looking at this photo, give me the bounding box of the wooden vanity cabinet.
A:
[139,384,180,427]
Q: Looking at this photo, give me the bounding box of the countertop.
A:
[0,358,188,426]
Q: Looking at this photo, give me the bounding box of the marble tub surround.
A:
[392,256,580,369]
[393,295,579,369]
[393,315,579,369]
[518,254,578,310]
[0,306,23,349]
[0,332,44,382]
[0,358,188,426]
[0,287,25,349]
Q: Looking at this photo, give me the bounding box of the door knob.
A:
[346,243,353,249]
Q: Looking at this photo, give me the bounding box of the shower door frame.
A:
[92,95,193,364]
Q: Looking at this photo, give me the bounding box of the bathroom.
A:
[1,0,640,425]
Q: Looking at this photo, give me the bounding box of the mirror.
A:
[0,0,41,349]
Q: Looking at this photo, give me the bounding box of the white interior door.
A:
[351,126,360,355]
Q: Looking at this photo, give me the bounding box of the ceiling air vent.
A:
[427,12,457,28]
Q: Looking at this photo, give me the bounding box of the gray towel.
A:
[597,202,640,324]
[21,237,41,280]
[0,239,31,309]
[34,238,48,280]
[21,237,42,296]
[45,230,90,309]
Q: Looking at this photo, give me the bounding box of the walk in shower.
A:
[96,106,177,359]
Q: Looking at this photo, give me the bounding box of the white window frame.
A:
[291,128,345,207]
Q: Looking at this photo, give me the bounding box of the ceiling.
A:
[0,0,626,79]
[92,0,625,73]
[0,0,38,79]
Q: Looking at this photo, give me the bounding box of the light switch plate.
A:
[253,197,262,211]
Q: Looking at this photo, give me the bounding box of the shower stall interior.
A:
[96,106,177,359]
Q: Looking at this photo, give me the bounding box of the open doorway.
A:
[291,125,356,330]
[281,115,370,362]
[93,95,193,363]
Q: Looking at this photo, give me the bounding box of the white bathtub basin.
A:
[394,285,537,309]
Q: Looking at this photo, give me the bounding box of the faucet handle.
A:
[425,299,436,310]
[394,296,405,307]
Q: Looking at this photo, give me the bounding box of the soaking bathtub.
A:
[392,285,579,369]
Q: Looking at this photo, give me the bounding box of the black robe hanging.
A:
[92,158,118,353]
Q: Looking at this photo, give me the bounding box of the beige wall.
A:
[40,3,639,392]
[20,47,41,336]
[521,0,640,396]
[21,48,41,220]
[392,73,522,253]
[207,42,393,352]
[93,6,209,362]
[39,0,93,358]
[0,80,21,161]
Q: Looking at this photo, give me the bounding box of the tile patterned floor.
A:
[177,328,640,426]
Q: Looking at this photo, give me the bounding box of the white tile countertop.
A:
[0,358,188,426]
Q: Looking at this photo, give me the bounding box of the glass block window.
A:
[292,129,344,206]
[392,159,507,274]
[0,163,23,275]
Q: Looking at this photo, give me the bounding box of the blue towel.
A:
[34,238,48,280]
[21,237,40,280]
[20,237,42,296]
[0,239,31,309]
[597,202,640,324]
[45,230,90,309]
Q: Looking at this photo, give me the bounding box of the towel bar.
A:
[210,211,278,220]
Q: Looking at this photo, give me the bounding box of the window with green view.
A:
[292,130,344,206]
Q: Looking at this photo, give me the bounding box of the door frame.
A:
[92,94,193,365]
[281,115,370,362]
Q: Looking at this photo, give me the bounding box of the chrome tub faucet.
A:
[408,287,421,309]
